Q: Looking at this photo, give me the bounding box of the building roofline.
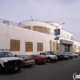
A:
[61,28,73,34]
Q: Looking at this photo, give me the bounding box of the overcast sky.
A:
[0,0,80,40]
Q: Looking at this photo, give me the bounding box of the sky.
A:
[0,0,80,40]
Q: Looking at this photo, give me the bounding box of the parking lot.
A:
[0,57,80,80]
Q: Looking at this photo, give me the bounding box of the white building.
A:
[0,19,80,55]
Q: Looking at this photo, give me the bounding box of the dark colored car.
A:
[61,53,70,60]
[32,55,47,64]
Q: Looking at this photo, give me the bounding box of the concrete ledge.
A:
[60,39,73,45]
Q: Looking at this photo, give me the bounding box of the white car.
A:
[0,51,22,73]
[72,53,79,58]
[40,51,58,62]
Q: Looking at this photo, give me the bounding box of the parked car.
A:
[40,51,58,62]
[75,52,80,56]
[32,55,47,64]
[65,52,74,59]
[72,53,79,58]
[46,51,63,61]
[18,55,35,67]
[0,51,22,73]
[61,53,70,60]
[56,53,65,60]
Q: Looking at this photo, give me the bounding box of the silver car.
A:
[18,55,35,66]
[72,53,79,58]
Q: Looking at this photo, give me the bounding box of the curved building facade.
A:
[0,19,80,55]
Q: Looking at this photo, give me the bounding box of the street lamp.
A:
[55,23,65,28]
[54,23,65,52]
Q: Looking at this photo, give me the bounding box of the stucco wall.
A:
[0,21,80,55]
[0,23,56,55]
[20,21,56,35]
[60,29,73,41]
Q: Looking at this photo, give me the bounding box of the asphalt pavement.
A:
[0,57,80,80]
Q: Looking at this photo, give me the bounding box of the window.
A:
[33,26,50,34]
[23,26,31,30]
[44,27,46,33]
[47,28,49,34]
[78,46,80,50]
[10,39,20,51]
[46,52,51,55]
[37,43,43,51]
[33,26,36,31]
[74,45,77,52]
[0,52,13,57]
[41,53,46,55]
[25,42,33,52]
[53,42,57,52]
[39,26,42,32]
[46,28,48,34]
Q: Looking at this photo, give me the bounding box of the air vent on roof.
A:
[3,20,9,25]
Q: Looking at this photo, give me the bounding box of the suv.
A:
[40,51,58,62]
[0,51,22,73]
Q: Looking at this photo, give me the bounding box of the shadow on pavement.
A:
[0,70,22,75]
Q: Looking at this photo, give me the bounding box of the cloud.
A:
[0,0,80,40]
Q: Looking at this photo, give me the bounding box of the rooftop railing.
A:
[0,18,19,26]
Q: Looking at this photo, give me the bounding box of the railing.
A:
[0,18,19,26]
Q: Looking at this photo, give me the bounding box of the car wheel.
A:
[29,65,32,67]
[47,58,51,63]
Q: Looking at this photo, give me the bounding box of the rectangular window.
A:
[10,39,20,51]
[37,43,43,51]
[78,46,80,50]
[53,42,57,52]
[33,26,36,31]
[74,45,77,52]
[25,42,33,52]
[23,26,31,30]
[33,26,50,34]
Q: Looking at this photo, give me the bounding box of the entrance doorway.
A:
[64,44,70,52]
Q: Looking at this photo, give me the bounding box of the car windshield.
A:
[67,53,72,54]
[0,52,14,58]
[49,52,55,55]
[46,52,51,55]
[62,53,66,55]
[19,55,30,59]
[33,55,41,58]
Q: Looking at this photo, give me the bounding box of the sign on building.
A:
[54,29,60,35]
